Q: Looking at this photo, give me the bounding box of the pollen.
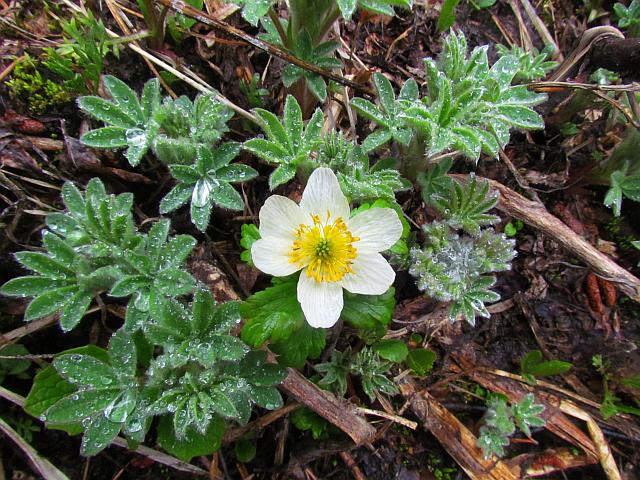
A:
[288,214,359,283]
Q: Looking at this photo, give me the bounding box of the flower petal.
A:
[297,270,343,328]
[258,195,309,241]
[300,168,350,221]
[252,237,300,277]
[340,252,395,295]
[348,208,403,253]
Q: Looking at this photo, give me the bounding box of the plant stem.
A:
[317,4,341,41]
[268,7,289,48]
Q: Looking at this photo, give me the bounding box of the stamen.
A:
[288,215,359,283]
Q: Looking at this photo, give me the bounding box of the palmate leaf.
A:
[434,175,499,236]
[351,73,418,152]
[37,330,142,456]
[244,95,324,189]
[409,174,514,326]
[79,76,159,166]
[317,133,409,202]
[281,32,342,102]
[394,31,546,163]
[160,143,257,231]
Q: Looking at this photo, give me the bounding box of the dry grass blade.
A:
[399,379,518,480]
[559,401,622,480]
[0,416,70,480]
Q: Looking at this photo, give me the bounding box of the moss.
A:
[5,56,71,114]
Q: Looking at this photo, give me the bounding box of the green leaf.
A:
[24,345,109,417]
[103,75,144,125]
[160,183,192,213]
[270,323,326,368]
[0,276,70,297]
[141,78,161,120]
[248,385,283,410]
[217,164,258,183]
[291,407,329,439]
[25,286,77,321]
[45,388,121,424]
[237,0,272,26]
[406,348,436,375]
[373,73,396,113]
[520,350,572,378]
[511,393,545,437]
[154,268,195,296]
[337,0,358,18]
[191,201,212,232]
[209,181,245,210]
[14,252,74,278]
[62,182,86,216]
[81,413,123,456]
[157,414,225,461]
[53,354,118,389]
[269,164,297,189]
[81,127,128,148]
[372,339,408,363]
[240,277,304,347]
[77,96,138,129]
[240,223,261,265]
[234,438,257,463]
[59,290,94,331]
[341,288,396,331]
[108,329,137,378]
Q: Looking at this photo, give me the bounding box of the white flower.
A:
[251,167,403,328]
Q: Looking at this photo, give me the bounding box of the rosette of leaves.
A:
[78,76,234,167]
[351,73,418,152]
[25,288,287,460]
[317,132,409,202]
[145,289,286,444]
[243,95,324,189]
[403,31,546,162]
[409,176,516,325]
[315,346,398,401]
[477,394,545,458]
[495,44,557,83]
[0,178,196,332]
[351,31,546,164]
[160,143,258,231]
[282,32,342,102]
[151,93,234,165]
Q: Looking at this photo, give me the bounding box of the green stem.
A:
[398,132,428,182]
[139,0,163,49]
[268,7,289,48]
[317,4,341,41]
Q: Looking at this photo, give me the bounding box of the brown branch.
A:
[589,36,640,81]
[154,0,376,97]
[280,368,375,445]
[450,175,640,303]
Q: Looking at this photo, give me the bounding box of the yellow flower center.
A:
[288,214,359,283]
